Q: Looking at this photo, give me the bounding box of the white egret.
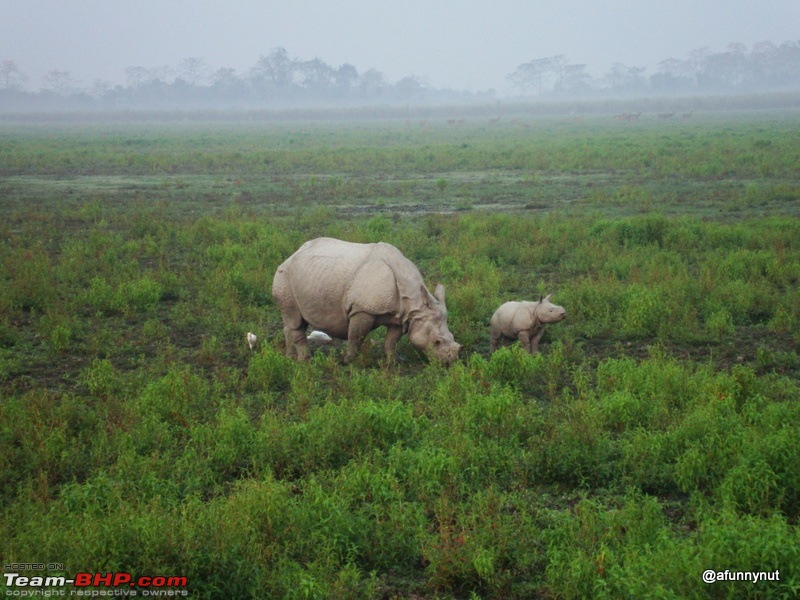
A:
[307,330,333,344]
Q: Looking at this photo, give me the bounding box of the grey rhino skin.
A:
[490,295,567,354]
[272,237,461,364]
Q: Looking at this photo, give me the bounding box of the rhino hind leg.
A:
[489,326,505,354]
[282,326,296,358]
[490,330,517,354]
[345,312,376,363]
[284,324,311,361]
[277,300,310,360]
[274,271,307,360]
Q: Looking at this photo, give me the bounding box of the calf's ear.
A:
[545,293,552,302]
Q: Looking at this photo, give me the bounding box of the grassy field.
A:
[2,111,800,598]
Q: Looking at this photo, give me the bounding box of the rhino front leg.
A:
[526,328,545,355]
[517,330,532,354]
[345,312,376,363]
[384,324,403,360]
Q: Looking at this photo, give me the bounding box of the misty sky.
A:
[1,0,799,94]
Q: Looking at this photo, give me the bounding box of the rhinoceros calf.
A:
[490,295,566,354]
[272,237,461,364]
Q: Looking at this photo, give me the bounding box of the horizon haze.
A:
[2,0,799,96]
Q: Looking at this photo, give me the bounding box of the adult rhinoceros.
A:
[272,237,461,364]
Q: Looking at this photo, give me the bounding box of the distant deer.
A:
[624,112,641,122]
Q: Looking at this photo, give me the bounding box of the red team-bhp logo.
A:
[4,571,188,596]
[74,573,187,589]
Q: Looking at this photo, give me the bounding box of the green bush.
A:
[485,345,543,391]
[622,284,668,338]
[4,246,57,312]
[79,358,120,399]
[118,276,163,314]
[246,345,297,393]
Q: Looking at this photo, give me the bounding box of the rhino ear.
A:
[420,284,433,308]
[538,295,543,303]
[433,283,446,306]
[545,293,552,302]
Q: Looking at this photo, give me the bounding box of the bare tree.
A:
[549,54,568,89]
[251,47,296,87]
[179,57,210,86]
[0,60,27,90]
[508,57,553,95]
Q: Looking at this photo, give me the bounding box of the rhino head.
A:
[537,294,567,324]
[407,283,461,365]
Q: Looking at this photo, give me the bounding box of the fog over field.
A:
[1,0,799,100]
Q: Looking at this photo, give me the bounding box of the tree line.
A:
[1,41,799,113]
[0,47,491,113]
[508,40,800,97]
